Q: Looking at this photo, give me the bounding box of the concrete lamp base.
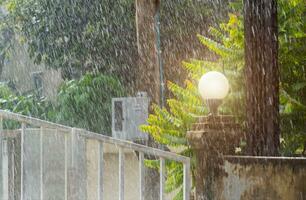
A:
[186,115,244,200]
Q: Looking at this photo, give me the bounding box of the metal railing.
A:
[0,110,191,200]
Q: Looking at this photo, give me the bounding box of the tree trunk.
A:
[244,0,280,156]
[135,0,160,104]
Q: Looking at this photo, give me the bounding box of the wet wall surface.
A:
[214,156,306,200]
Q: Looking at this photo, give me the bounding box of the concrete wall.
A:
[212,156,306,200]
[86,139,161,200]
[86,139,143,200]
[0,39,63,100]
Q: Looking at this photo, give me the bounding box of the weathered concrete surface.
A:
[187,115,306,200]
[212,156,306,200]
[187,115,244,199]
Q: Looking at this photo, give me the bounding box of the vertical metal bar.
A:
[2,140,8,200]
[98,142,104,200]
[0,117,3,200]
[8,139,15,199]
[40,127,43,200]
[119,147,124,200]
[71,128,75,167]
[20,123,26,200]
[64,133,68,200]
[138,152,144,200]
[159,157,165,200]
[69,128,76,200]
[183,161,191,200]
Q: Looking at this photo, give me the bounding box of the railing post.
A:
[64,132,68,200]
[20,123,26,200]
[98,142,104,200]
[183,160,191,200]
[2,138,8,200]
[40,127,44,200]
[159,157,165,200]
[139,152,145,200]
[0,117,3,200]
[119,147,125,200]
[7,134,15,199]
[68,128,77,200]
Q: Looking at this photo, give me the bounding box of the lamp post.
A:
[187,71,242,200]
[198,71,229,115]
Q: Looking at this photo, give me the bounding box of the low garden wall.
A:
[212,156,306,200]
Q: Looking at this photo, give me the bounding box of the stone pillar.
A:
[135,0,160,104]
[186,115,243,200]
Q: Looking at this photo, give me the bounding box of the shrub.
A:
[0,83,56,128]
[56,73,125,135]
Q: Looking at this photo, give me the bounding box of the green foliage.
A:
[280,112,306,155]
[0,74,125,134]
[277,0,306,155]
[0,83,14,97]
[0,83,55,128]
[56,73,125,135]
[1,0,137,78]
[140,61,211,198]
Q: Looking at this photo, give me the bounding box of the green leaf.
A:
[292,82,306,91]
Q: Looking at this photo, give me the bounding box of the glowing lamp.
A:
[198,71,229,115]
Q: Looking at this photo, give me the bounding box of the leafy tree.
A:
[0,9,13,76]
[278,0,306,155]
[1,0,137,79]
[56,73,125,135]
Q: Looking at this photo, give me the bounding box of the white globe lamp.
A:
[198,71,229,115]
